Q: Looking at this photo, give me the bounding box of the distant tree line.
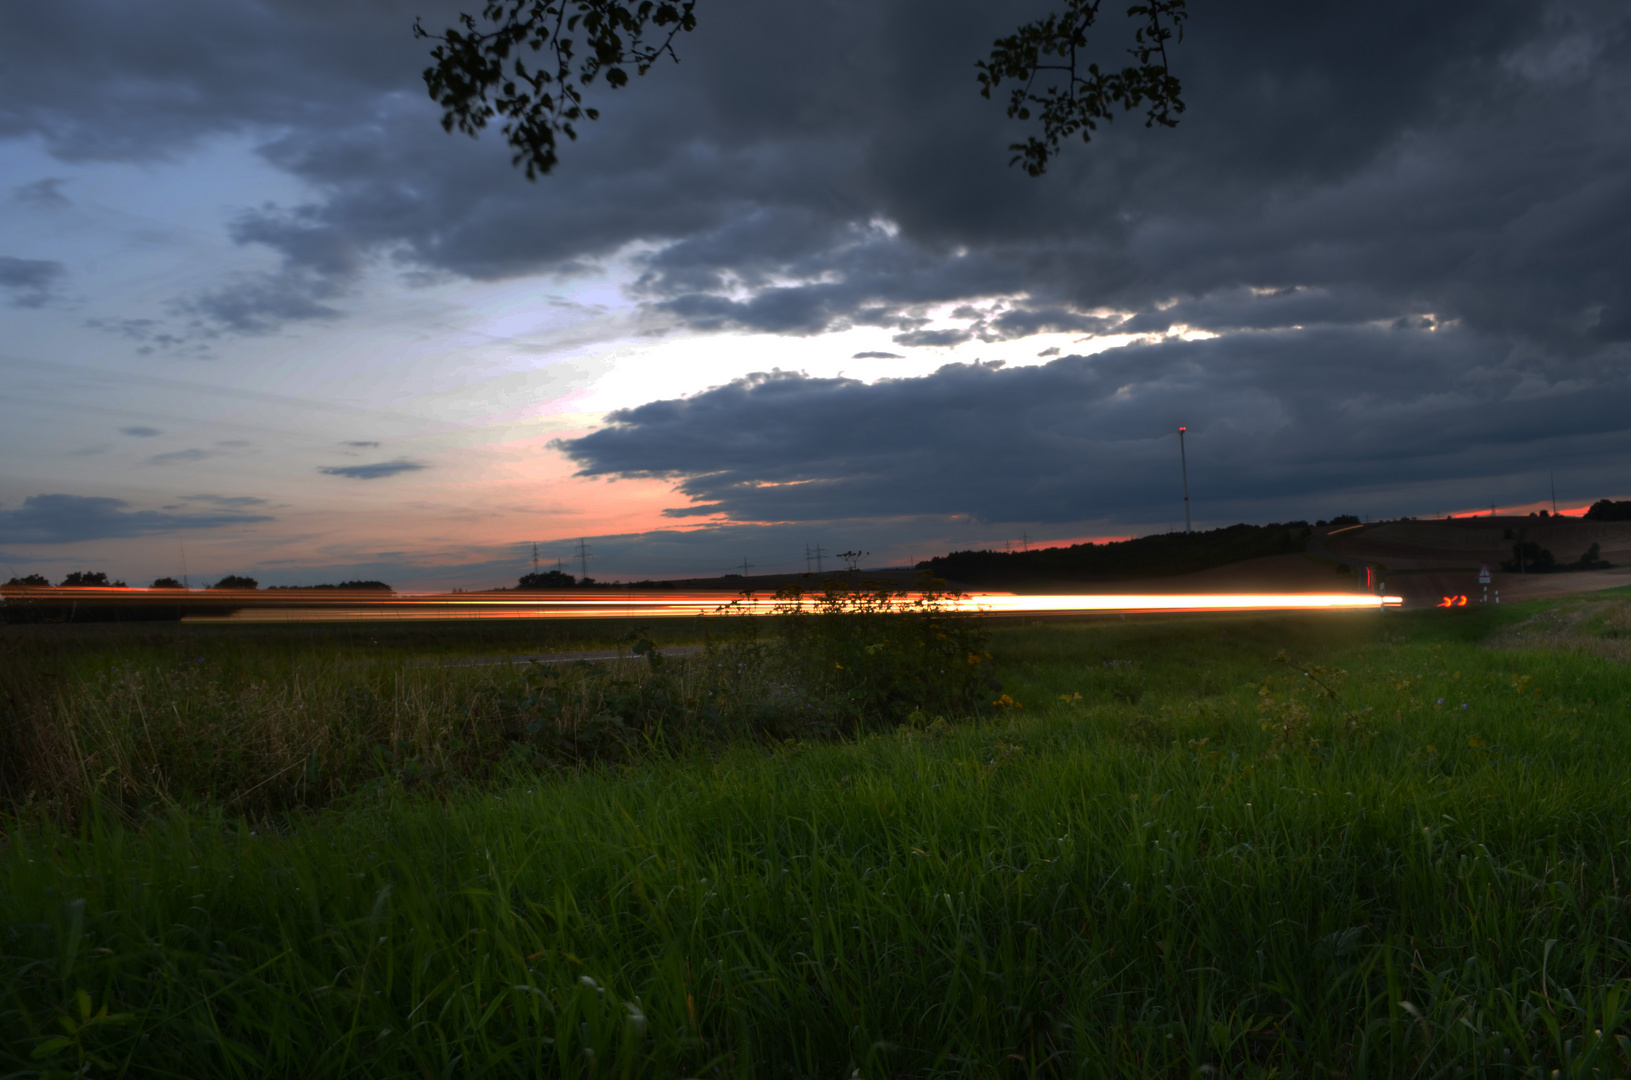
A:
[0,572,393,624]
[517,569,581,589]
[266,581,394,592]
[2,574,396,591]
[3,572,129,587]
[919,522,1313,586]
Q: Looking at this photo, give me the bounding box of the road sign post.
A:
[1478,564,1491,603]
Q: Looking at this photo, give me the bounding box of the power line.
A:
[811,544,826,574]
[575,538,593,581]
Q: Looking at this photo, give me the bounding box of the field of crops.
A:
[4,591,1630,1077]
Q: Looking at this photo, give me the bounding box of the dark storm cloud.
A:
[556,328,1631,526]
[0,256,65,307]
[5,0,1631,529]
[166,206,366,333]
[9,0,1626,353]
[0,0,443,161]
[14,178,69,207]
[318,459,427,480]
[852,351,902,360]
[343,440,380,448]
[119,426,163,437]
[0,494,273,544]
[178,272,344,334]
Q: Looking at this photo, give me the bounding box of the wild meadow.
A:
[3,587,1631,1077]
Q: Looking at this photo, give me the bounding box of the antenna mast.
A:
[1178,426,1193,534]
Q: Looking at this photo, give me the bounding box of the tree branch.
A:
[413,0,698,179]
[977,0,1187,176]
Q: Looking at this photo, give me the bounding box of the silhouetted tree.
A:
[267,581,395,591]
[151,577,186,589]
[5,574,49,586]
[210,575,259,590]
[1584,499,1631,521]
[416,0,1186,178]
[1500,543,1555,573]
[60,571,125,587]
[518,569,577,588]
[1568,543,1612,570]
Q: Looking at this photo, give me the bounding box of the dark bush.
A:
[767,576,996,727]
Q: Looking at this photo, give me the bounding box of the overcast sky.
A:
[2,0,1627,587]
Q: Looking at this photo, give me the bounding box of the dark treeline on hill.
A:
[0,575,392,624]
[4,572,130,588]
[1585,499,1631,521]
[514,571,684,590]
[266,580,393,592]
[516,569,580,589]
[919,522,1313,586]
[210,575,259,590]
[60,571,127,587]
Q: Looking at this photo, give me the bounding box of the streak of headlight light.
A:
[0,588,1404,622]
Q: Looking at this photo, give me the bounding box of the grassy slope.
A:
[5,599,1631,1076]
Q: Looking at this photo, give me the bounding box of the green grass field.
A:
[4,594,1631,1077]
